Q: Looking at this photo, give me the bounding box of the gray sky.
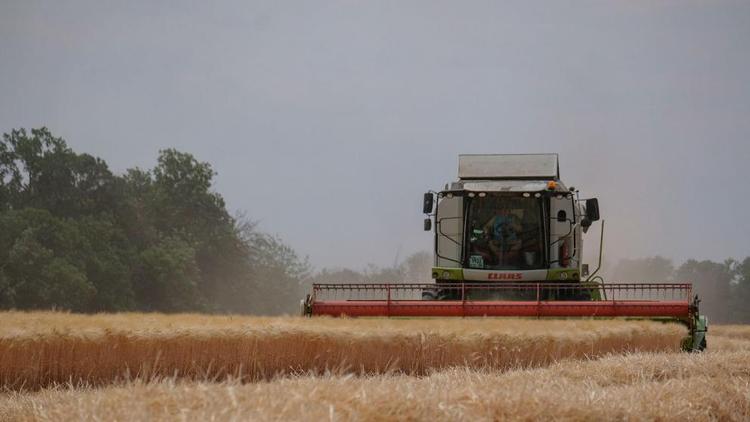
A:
[2,1,749,270]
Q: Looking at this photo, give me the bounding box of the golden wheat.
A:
[0,312,685,389]
[2,345,748,421]
[712,324,750,341]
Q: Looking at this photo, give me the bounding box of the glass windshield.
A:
[465,195,544,270]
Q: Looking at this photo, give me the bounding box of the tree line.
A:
[0,128,308,314]
[610,256,750,323]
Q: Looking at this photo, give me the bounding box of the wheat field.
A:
[0,312,684,390]
[0,312,747,421]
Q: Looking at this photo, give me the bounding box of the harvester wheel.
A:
[300,294,312,317]
[681,336,692,351]
[681,334,707,352]
[422,287,458,300]
[422,289,437,300]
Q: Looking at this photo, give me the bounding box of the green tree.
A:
[239,218,311,315]
[674,259,735,324]
[0,128,310,315]
[134,236,203,312]
[732,257,750,323]
[151,149,230,237]
[0,128,116,218]
[77,216,135,311]
[0,209,96,311]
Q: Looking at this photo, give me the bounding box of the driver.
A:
[483,209,522,265]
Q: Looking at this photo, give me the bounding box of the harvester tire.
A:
[682,335,707,352]
[300,294,312,317]
[422,290,437,300]
[698,337,707,351]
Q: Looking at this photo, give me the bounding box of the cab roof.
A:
[458,154,559,180]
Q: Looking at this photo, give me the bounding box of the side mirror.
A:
[580,217,592,233]
[423,218,432,231]
[422,192,434,214]
[585,198,600,221]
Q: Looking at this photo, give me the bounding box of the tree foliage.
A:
[0,128,307,314]
[731,257,750,323]
[610,256,750,323]
[306,251,433,286]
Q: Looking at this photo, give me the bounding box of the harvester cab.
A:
[428,154,590,289]
[303,154,707,352]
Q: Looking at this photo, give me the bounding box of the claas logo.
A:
[487,273,523,280]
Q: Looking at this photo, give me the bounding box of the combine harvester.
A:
[302,154,707,351]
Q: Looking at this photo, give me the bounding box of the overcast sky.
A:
[2,1,749,270]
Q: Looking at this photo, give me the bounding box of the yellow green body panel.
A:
[431,267,582,282]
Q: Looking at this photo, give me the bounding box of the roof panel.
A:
[458,154,559,180]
